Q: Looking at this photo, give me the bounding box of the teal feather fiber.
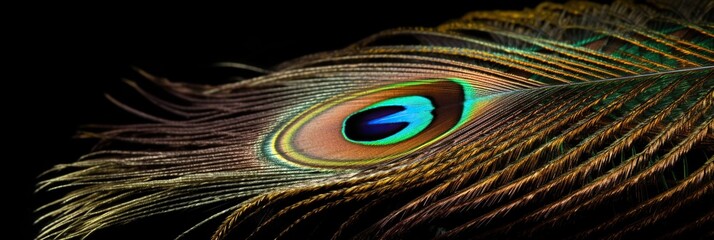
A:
[37,0,713,239]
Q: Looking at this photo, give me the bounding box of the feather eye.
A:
[269,79,485,168]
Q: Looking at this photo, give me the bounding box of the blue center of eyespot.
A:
[342,96,434,145]
[343,106,409,141]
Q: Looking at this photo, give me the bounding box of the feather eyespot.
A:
[268,78,484,168]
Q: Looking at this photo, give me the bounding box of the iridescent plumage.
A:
[38,0,713,239]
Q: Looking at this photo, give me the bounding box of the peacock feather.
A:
[37,0,714,239]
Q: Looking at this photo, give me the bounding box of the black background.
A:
[15,1,607,239]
